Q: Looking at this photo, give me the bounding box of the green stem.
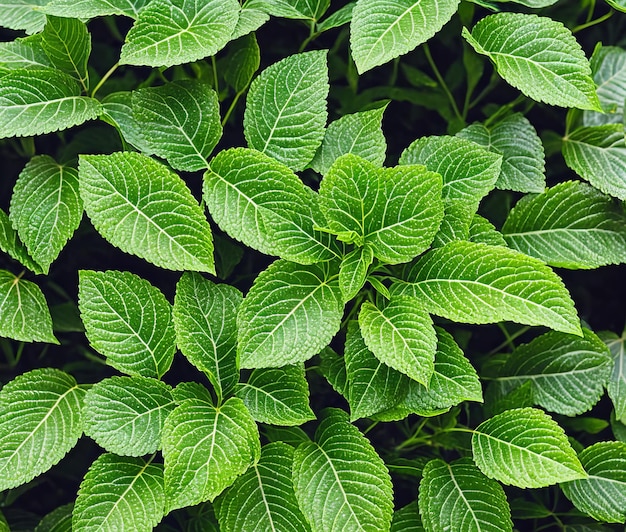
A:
[299,21,318,52]
[487,325,530,355]
[573,9,613,34]
[91,62,119,98]
[221,90,242,127]
[211,55,219,94]
[423,44,463,123]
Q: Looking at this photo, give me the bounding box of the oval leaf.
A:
[584,45,626,126]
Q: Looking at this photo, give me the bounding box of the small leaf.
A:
[318,346,348,397]
[73,454,164,532]
[0,209,44,274]
[223,33,260,93]
[42,0,150,19]
[317,2,355,32]
[0,0,47,34]
[244,50,329,171]
[35,504,73,532]
[172,382,213,405]
[230,6,269,40]
[293,408,394,531]
[583,45,626,126]
[601,329,626,423]
[339,245,374,302]
[78,270,176,378]
[391,501,424,532]
[0,369,84,491]
[468,214,507,247]
[79,152,214,273]
[472,407,587,488]
[430,202,472,248]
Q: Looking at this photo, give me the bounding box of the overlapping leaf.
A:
[0,0,47,34]
[36,504,73,532]
[0,209,43,273]
[339,245,373,301]
[583,46,626,126]
[230,5,269,40]
[0,34,51,73]
[223,33,260,93]
[468,215,507,247]
[41,16,90,89]
[391,502,424,532]
[601,329,626,423]
[42,0,150,19]
[100,92,153,152]
[430,202,472,248]
[248,0,330,20]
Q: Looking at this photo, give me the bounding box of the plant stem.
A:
[423,44,463,123]
[488,325,530,355]
[221,90,242,127]
[91,62,119,98]
[211,55,219,94]
[299,21,318,52]
[573,9,613,34]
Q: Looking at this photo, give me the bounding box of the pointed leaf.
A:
[0,209,44,274]
[0,0,46,34]
[318,346,348,397]
[0,369,84,491]
[172,381,213,405]
[41,16,90,89]
[42,0,150,19]
[468,214,507,247]
[79,152,214,272]
[583,46,626,126]
[223,33,260,93]
[602,329,626,423]
[339,245,373,302]
[100,91,153,153]
[317,2,355,32]
[230,6,269,40]
[36,504,73,532]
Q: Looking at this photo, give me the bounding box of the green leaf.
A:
[0,369,84,491]
[78,270,176,378]
[172,381,214,405]
[132,80,221,172]
[249,0,330,20]
[173,272,241,402]
[236,365,315,426]
[502,181,626,269]
[79,152,215,273]
[472,407,587,488]
[293,408,393,531]
[318,346,348,397]
[339,245,373,302]
[562,124,626,200]
[583,46,626,126]
[605,0,626,11]
[350,0,460,74]
[601,329,626,423]
[73,454,165,532]
[0,0,46,34]
[230,6,269,40]
[41,16,90,89]
[223,33,260,93]
[317,2,355,32]
[237,259,344,368]
[0,69,101,139]
[391,502,424,532]
[42,0,150,19]
[392,241,582,335]
[309,104,388,176]
[244,50,329,171]
[430,202,472,248]
[498,328,612,416]
[0,34,51,73]
[100,91,153,152]
[0,209,44,274]
[419,458,513,532]
[462,13,601,110]
[35,504,73,532]
[83,376,175,456]
[468,214,507,247]
[457,113,545,193]
[163,397,260,511]
[204,148,336,264]
[0,271,57,343]
[261,425,310,447]
[216,442,310,532]
[120,0,240,67]
[9,156,82,274]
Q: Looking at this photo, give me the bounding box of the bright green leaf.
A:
[339,245,374,302]
[0,0,47,34]
[583,46,626,126]
[224,33,260,93]
[100,91,154,152]
[0,209,44,274]
[172,381,214,405]
[468,214,507,247]
[249,0,330,20]
[317,2,354,32]
[430,202,472,248]
[42,0,150,19]
[41,16,90,89]
[230,6,269,40]
[318,346,348,397]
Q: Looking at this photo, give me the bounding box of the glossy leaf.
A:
[339,245,373,302]
[468,214,507,247]
[224,33,260,93]
[0,0,47,34]
[0,34,51,73]
[249,0,330,20]
[42,0,150,19]
[583,46,626,126]
[317,2,355,32]
[0,209,43,273]
[100,91,152,153]
[41,16,90,89]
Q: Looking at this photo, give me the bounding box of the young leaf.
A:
[173,272,241,402]
[502,181,626,269]
[83,376,175,456]
[230,5,268,40]
[0,271,57,343]
[392,241,582,336]
[583,46,626,126]
[42,0,150,19]
[561,441,626,523]
[317,2,355,32]
[293,408,394,531]
[468,214,507,247]
[0,369,84,491]
[162,397,260,511]
[35,504,73,532]
[237,259,343,368]
[216,442,310,532]
[318,346,348,397]
[472,407,587,488]
[73,454,165,532]
[0,69,101,139]
[0,34,51,73]
[462,13,601,110]
[9,155,82,274]
[0,209,44,274]
[0,0,47,34]
[223,33,260,93]
[78,270,176,378]
[244,50,329,171]
[79,152,215,273]
[419,458,513,532]
[339,245,374,302]
[172,382,214,405]
[236,365,315,426]
[132,80,222,172]
[120,0,240,67]
[350,0,460,74]
[601,329,626,423]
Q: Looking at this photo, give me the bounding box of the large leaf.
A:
[502,181,626,269]
[350,0,460,73]
[42,0,150,19]
[0,369,84,491]
[244,50,328,171]
[583,46,626,126]
[237,259,343,368]
[162,397,260,511]
[472,407,587,488]
[392,241,581,335]
[216,442,310,532]
[73,454,164,532]
[462,13,601,110]
[78,270,176,378]
[419,458,513,532]
[601,329,626,423]
[0,34,51,73]
[0,209,42,273]
[120,0,240,67]
[79,152,215,272]
[293,408,393,531]
[0,0,47,34]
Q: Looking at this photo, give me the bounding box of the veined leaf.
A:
[492,0,558,5]
[244,50,329,171]
[0,209,44,274]
[0,369,84,491]
[0,69,101,138]
[561,441,626,523]
[293,408,393,531]
[173,272,241,402]
[78,270,176,378]
[216,442,310,532]
[230,6,269,40]
[318,346,348,398]
[73,454,164,532]
[601,329,626,423]
[419,458,513,532]
[237,259,343,368]
[339,245,373,302]
[462,13,601,110]
[132,80,221,172]
[472,407,587,488]
[35,504,73,532]
[502,181,626,269]
[583,46,626,126]
[392,241,582,335]
[163,397,260,511]
[391,502,424,532]
[172,381,213,405]
[350,0,460,74]
[261,425,310,448]
[0,34,51,73]
[0,0,46,34]
[83,376,175,456]
[41,16,90,89]
[562,124,626,200]
[79,152,215,273]
[317,2,355,32]
[100,91,153,153]
[248,0,330,20]
[9,156,82,274]
[42,0,150,19]
[223,33,260,93]
[431,202,472,248]
[468,214,507,247]
[120,0,240,67]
